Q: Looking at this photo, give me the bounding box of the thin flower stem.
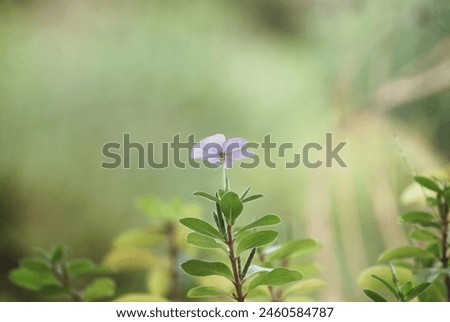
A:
[222,166,226,190]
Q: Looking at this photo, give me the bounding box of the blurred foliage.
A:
[9,245,115,301]
[104,197,202,301]
[0,0,449,301]
[359,175,450,301]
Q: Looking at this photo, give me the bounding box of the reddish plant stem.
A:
[226,224,245,302]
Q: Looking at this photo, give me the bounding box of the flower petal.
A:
[232,148,254,161]
[199,134,226,149]
[223,138,247,153]
[206,156,222,166]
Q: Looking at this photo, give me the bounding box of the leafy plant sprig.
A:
[180,134,304,302]
[361,175,450,302]
[363,263,430,302]
[9,245,115,301]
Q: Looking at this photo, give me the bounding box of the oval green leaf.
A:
[378,246,424,262]
[179,218,223,240]
[400,211,440,228]
[265,239,321,262]
[409,230,438,241]
[19,259,51,273]
[406,282,431,301]
[364,289,387,302]
[236,214,282,236]
[245,265,273,278]
[236,230,278,256]
[83,277,116,301]
[248,268,303,291]
[181,260,233,280]
[9,268,59,291]
[186,233,225,251]
[414,176,442,193]
[220,192,244,224]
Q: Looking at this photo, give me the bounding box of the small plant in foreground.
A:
[363,263,430,302]
[9,245,115,301]
[180,134,306,302]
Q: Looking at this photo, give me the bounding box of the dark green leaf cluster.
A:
[9,245,115,301]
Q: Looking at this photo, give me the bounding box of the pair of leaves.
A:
[181,216,280,250]
[181,227,279,278]
[186,268,303,298]
[240,186,264,203]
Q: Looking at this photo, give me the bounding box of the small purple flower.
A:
[191,134,254,168]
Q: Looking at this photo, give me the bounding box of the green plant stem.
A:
[222,166,226,190]
[389,263,404,302]
[166,221,179,301]
[226,224,245,302]
[52,264,82,302]
[439,197,450,302]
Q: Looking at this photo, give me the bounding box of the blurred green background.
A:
[1,0,449,301]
